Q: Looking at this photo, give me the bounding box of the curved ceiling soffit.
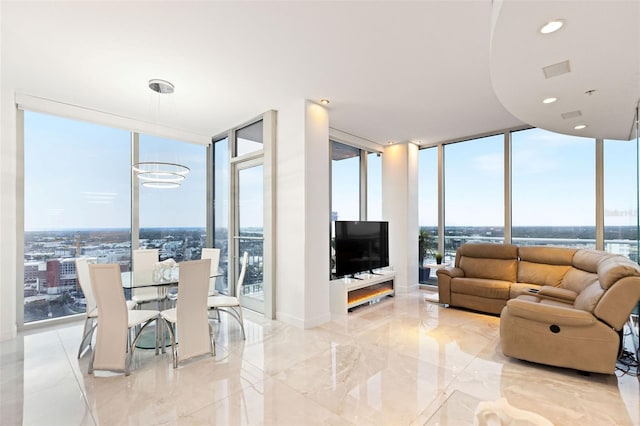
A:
[489,0,640,141]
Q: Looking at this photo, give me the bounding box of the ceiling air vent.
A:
[543,60,571,79]
[561,110,582,119]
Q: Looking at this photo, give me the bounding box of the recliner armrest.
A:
[436,267,464,278]
[505,298,595,327]
[537,286,578,302]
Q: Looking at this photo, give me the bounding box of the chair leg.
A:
[164,320,178,369]
[236,307,246,340]
[208,323,216,357]
[155,320,160,356]
[216,307,246,340]
[88,347,95,375]
[77,318,96,359]
[127,318,157,375]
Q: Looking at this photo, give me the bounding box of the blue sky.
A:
[25,110,636,231]
[418,128,637,227]
[24,111,206,230]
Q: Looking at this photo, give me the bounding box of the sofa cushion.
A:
[517,261,571,287]
[597,256,640,289]
[574,281,605,312]
[505,297,595,326]
[561,268,599,293]
[451,277,511,300]
[458,257,518,282]
[455,243,518,262]
[572,249,606,273]
[518,246,576,265]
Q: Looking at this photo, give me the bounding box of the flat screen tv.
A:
[334,221,389,278]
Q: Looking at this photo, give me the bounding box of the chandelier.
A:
[132,79,189,189]
[132,161,190,189]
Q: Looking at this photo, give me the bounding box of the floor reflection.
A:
[0,292,637,425]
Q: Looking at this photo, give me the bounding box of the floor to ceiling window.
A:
[418,147,439,283]
[444,135,504,258]
[331,141,361,222]
[213,116,274,315]
[138,134,206,261]
[512,128,595,248]
[330,140,383,278]
[23,111,131,323]
[604,138,638,260]
[22,109,207,325]
[232,120,265,313]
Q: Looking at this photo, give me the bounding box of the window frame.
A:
[17,101,211,330]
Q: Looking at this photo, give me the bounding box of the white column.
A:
[382,143,419,293]
[1,79,18,340]
[275,99,331,328]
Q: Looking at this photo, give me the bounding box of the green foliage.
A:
[418,228,435,262]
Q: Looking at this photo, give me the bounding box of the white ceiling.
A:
[491,0,640,141]
[1,1,638,147]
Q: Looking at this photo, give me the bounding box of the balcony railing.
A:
[237,236,264,297]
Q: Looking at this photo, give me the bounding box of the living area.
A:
[2,282,639,424]
[2,1,640,425]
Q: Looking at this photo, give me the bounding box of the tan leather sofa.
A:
[437,243,640,374]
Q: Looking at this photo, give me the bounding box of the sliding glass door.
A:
[234,159,264,313]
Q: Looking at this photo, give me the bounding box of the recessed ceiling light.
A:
[320,99,330,105]
[574,124,588,130]
[148,79,174,94]
[543,97,557,104]
[540,19,564,34]
[387,141,393,145]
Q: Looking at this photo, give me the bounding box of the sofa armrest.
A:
[436,267,464,305]
[436,266,464,279]
[505,298,596,327]
[537,286,578,302]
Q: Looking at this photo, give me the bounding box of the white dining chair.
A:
[88,263,160,375]
[131,248,164,308]
[167,248,220,307]
[76,257,99,358]
[76,257,136,359]
[161,258,215,368]
[201,248,221,296]
[207,251,248,340]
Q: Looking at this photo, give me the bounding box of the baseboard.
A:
[276,310,331,329]
[395,282,419,294]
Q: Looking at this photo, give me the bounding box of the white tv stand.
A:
[330,270,396,314]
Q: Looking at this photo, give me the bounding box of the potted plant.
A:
[435,252,443,264]
[418,228,434,283]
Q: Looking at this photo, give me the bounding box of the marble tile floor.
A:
[1,290,638,425]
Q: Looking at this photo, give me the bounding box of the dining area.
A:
[76,248,248,376]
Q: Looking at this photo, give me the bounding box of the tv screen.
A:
[334,221,389,277]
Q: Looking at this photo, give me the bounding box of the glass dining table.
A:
[121,268,221,297]
[120,267,221,349]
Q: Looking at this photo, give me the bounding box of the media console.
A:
[329,270,396,314]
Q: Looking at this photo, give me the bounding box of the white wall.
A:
[382,142,419,293]
[1,20,19,340]
[275,99,331,328]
